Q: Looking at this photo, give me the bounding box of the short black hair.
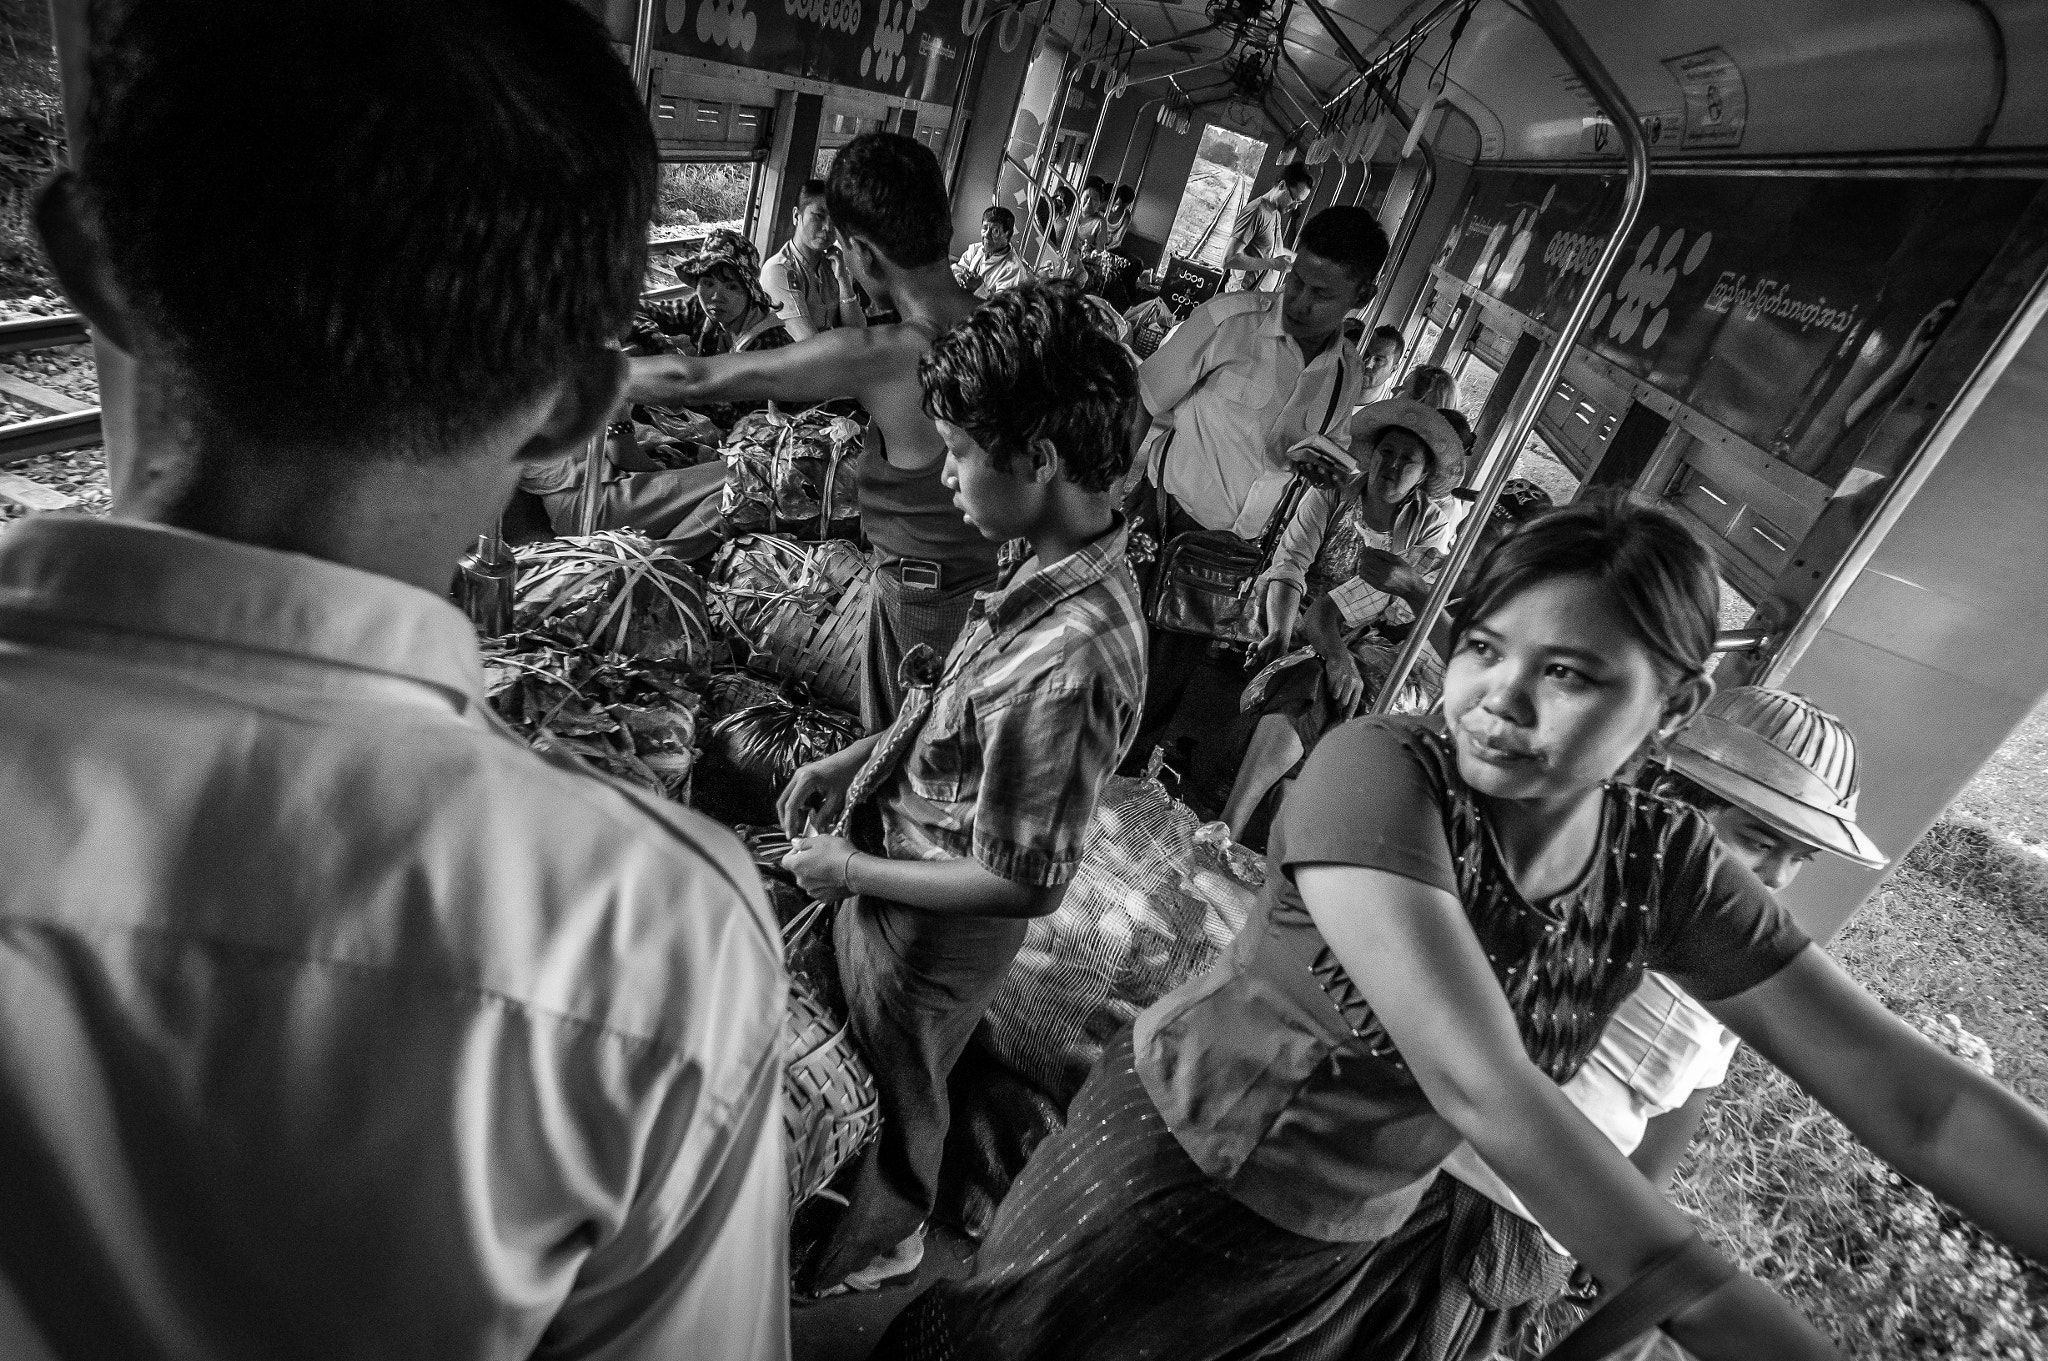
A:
[920,281,1138,493]
[1295,206,1388,289]
[1280,162,1314,190]
[797,178,829,204]
[827,132,951,268]
[981,206,1016,233]
[1113,183,1135,204]
[1085,176,1108,197]
[76,0,653,460]
[1370,324,1406,351]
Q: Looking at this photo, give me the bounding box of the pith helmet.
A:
[1667,686,1887,868]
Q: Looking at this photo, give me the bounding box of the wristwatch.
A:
[605,418,634,438]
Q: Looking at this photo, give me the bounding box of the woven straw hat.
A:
[1666,686,1886,868]
[1349,397,1463,500]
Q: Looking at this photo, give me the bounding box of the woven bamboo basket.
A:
[784,972,881,1206]
[751,550,871,716]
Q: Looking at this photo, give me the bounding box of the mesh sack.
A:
[978,775,1264,1103]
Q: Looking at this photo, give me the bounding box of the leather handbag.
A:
[1146,474,1310,644]
[1144,371,1350,645]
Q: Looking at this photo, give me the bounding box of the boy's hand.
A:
[777,749,863,837]
[781,834,859,901]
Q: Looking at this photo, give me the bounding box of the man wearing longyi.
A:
[627,133,1001,732]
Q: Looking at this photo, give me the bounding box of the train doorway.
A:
[1163,124,1270,274]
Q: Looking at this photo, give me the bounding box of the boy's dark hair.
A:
[1295,206,1388,290]
[76,0,653,460]
[827,133,951,268]
[797,178,830,204]
[919,281,1137,493]
[981,206,1016,233]
[1280,162,1315,191]
[1450,493,1719,685]
[1370,323,1406,351]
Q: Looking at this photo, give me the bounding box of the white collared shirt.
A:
[1138,289,1366,590]
[955,243,1037,299]
[0,516,789,1360]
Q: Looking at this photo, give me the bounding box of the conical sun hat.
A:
[1349,397,1463,500]
[1666,686,1887,868]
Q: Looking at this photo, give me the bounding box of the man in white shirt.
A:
[953,206,1037,299]
[1122,205,1387,785]
[761,178,869,339]
[1,2,788,1357]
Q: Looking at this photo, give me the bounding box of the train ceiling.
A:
[1081,0,2048,162]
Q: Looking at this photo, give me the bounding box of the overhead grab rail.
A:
[1373,0,1652,712]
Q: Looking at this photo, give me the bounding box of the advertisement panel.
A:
[1443,168,2037,489]
[645,0,971,105]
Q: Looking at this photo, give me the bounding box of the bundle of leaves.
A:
[694,672,862,827]
[717,406,863,531]
[512,531,717,665]
[707,534,866,650]
[482,631,702,803]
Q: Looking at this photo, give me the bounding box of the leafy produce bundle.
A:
[706,536,870,713]
[694,669,863,827]
[481,632,701,802]
[512,531,717,666]
[718,406,863,533]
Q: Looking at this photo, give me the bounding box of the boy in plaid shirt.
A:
[780,282,1148,1293]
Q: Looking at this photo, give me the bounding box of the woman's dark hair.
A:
[1651,766,1732,814]
[1449,494,1719,685]
[78,0,653,460]
[827,133,951,268]
[1295,206,1388,290]
[1113,183,1135,204]
[920,281,1138,493]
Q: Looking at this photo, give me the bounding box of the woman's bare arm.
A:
[1297,864,1837,1359]
[1712,945,2048,1259]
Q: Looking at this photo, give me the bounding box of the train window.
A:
[1512,430,1581,507]
[1453,354,1497,422]
[655,161,759,240]
[1163,125,1270,273]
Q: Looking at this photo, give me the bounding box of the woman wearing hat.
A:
[1219,460,1546,844]
[668,229,795,431]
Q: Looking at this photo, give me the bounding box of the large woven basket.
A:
[749,550,871,716]
[784,972,881,1206]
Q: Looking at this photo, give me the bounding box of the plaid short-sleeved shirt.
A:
[880,522,1148,888]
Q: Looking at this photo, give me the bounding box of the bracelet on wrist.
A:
[842,849,860,894]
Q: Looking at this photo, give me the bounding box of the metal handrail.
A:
[1373,0,1652,711]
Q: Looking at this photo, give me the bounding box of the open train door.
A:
[1754,206,2048,942]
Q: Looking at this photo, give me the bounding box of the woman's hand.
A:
[777,745,866,836]
[781,833,860,902]
[1323,650,1366,718]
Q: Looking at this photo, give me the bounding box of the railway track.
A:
[0,311,99,501]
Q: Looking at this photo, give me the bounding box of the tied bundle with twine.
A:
[512,531,718,666]
[718,406,863,537]
[708,536,871,715]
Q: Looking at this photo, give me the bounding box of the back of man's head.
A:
[827,133,951,269]
[75,0,654,460]
[1296,206,1389,291]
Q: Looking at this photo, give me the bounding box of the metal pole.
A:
[1373,0,1651,711]
[629,0,658,94]
[1112,96,1167,189]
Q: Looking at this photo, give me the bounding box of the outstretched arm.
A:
[627,326,898,410]
[1713,944,2048,1259]
[1298,864,1838,1360]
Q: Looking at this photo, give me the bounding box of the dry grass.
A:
[1664,810,2048,1358]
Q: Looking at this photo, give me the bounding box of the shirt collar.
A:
[1259,300,1361,377]
[0,516,485,706]
[975,516,1130,641]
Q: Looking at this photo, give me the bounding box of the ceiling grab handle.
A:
[1372,0,1651,713]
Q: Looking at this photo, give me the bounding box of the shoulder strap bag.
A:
[1143,368,1349,645]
